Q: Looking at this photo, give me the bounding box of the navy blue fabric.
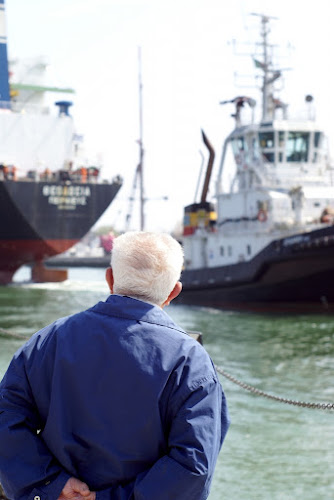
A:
[0,295,229,499]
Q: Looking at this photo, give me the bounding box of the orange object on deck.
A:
[80,167,87,183]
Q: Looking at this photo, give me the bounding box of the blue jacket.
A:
[0,295,229,499]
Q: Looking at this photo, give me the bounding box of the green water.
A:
[1,267,334,499]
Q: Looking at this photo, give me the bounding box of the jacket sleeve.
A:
[95,374,229,500]
[0,351,71,500]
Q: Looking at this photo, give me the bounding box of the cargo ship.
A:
[178,14,334,312]
[0,0,122,284]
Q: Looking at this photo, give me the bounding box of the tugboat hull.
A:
[180,226,334,312]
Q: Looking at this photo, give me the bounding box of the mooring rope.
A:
[215,364,334,410]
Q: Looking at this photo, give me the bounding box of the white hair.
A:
[111,231,184,305]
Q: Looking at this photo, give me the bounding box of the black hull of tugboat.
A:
[178,225,334,312]
[0,178,122,284]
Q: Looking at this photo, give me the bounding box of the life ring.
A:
[257,210,267,222]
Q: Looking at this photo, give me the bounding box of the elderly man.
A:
[0,232,229,500]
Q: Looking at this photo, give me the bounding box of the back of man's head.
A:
[111,231,184,306]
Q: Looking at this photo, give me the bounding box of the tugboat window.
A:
[314,131,321,148]
[259,132,274,148]
[231,137,245,154]
[259,132,275,162]
[278,131,285,146]
[286,131,309,162]
[237,137,245,150]
[252,137,260,160]
[263,152,274,162]
[231,137,249,165]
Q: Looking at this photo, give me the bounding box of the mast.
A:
[260,15,270,121]
[137,46,145,231]
[251,13,281,122]
[0,0,10,106]
[124,48,145,232]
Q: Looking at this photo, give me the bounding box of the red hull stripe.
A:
[0,239,79,269]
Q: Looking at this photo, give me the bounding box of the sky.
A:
[5,0,334,234]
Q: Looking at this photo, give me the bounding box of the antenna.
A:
[124,47,145,232]
[137,46,145,231]
[250,13,287,121]
[250,12,279,22]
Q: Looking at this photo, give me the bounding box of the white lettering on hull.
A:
[42,185,91,210]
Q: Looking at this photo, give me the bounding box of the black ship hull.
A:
[0,178,122,284]
[178,225,334,312]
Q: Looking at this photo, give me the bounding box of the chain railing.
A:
[0,327,27,339]
[1,327,334,410]
[0,99,50,114]
[215,364,334,410]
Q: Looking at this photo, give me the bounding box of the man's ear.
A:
[105,267,114,293]
[162,281,182,308]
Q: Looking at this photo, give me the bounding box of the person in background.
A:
[0,231,230,500]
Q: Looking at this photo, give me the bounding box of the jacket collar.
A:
[91,294,186,334]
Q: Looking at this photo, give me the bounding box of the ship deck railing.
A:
[0,100,50,115]
[0,170,102,184]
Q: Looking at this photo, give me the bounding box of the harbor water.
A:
[1,267,334,499]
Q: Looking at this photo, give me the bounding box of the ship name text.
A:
[42,185,91,210]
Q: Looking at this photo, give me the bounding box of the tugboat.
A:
[179,14,334,312]
[0,0,122,284]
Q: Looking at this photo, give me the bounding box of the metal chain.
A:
[215,365,334,411]
[1,327,334,411]
[0,327,27,339]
